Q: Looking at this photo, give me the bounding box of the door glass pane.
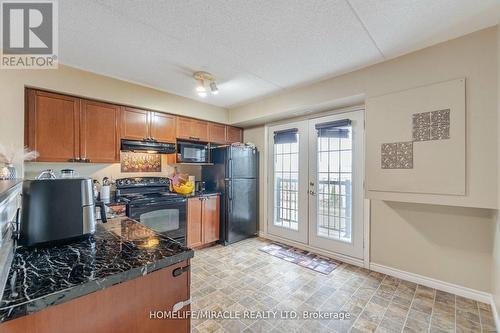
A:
[316,122,352,243]
[273,129,299,230]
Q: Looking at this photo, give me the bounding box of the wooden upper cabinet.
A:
[80,100,121,163]
[187,197,203,248]
[121,107,149,140]
[202,195,220,244]
[226,126,243,143]
[176,117,209,142]
[26,89,80,162]
[150,112,176,143]
[208,123,226,144]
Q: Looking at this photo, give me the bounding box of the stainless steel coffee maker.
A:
[19,174,107,247]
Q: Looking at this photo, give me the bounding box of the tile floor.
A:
[190,238,496,333]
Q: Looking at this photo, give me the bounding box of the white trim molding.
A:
[491,296,500,333]
[363,199,370,269]
[370,263,491,304]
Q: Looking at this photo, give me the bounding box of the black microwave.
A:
[177,141,209,163]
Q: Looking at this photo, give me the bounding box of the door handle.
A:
[309,190,316,195]
[172,265,190,277]
[172,299,191,312]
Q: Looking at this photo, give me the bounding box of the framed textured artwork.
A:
[412,112,431,141]
[381,142,413,169]
[120,152,162,172]
[366,78,465,196]
[413,109,450,141]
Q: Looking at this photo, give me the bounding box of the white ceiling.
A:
[59,0,500,108]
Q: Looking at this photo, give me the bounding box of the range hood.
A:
[120,139,176,154]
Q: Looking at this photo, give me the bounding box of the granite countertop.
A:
[0,179,22,203]
[0,218,193,323]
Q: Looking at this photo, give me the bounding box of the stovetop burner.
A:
[115,177,184,204]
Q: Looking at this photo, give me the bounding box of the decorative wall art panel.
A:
[120,152,162,173]
[366,78,465,196]
[412,112,431,141]
[381,142,413,169]
[413,109,450,141]
[430,125,450,140]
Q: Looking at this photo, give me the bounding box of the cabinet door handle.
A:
[172,265,190,277]
[172,299,191,312]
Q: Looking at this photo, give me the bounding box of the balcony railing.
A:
[275,177,351,239]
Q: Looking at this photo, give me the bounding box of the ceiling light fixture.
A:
[193,71,218,97]
[210,81,218,95]
[195,79,206,93]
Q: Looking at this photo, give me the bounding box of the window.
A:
[273,128,299,230]
[315,120,352,242]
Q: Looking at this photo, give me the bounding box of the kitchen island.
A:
[0,217,193,333]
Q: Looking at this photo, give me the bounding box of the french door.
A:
[267,121,309,243]
[267,110,365,259]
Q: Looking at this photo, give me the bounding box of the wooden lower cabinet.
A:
[187,197,203,248]
[203,195,220,244]
[0,261,191,333]
[187,195,220,248]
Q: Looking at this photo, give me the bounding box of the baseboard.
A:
[491,296,500,332]
[370,263,491,304]
[258,232,494,313]
[258,232,364,267]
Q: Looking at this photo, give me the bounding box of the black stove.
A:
[116,177,183,201]
[115,177,187,245]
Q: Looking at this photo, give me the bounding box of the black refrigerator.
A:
[202,145,258,245]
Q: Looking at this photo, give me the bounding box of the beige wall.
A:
[238,27,499,293]
[371,201,494,292]
[243,126,266,232]
[0,64,226,178]
[493,20,500,318]
[23,161,201,183]
[233,27,498,210]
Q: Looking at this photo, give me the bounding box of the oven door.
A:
[128,198,187,244]
[177,141,209,163]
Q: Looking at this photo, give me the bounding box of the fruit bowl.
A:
[172,181,194,195]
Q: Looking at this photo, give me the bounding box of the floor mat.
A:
[259,243,340,274]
